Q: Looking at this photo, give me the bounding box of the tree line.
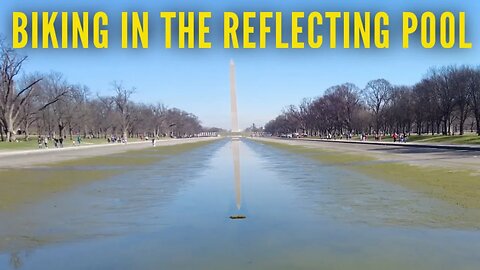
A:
[0,41,204,142]
[265,66,480,137]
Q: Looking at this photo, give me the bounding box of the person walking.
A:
[38,136,43,149]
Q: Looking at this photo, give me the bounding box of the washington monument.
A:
[230,59,239,133]
[230,59,242,211]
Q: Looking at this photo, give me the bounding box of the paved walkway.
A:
[0,141,147,158]
[296,138,480,151]
[252,137,480,173]
[0,137,219,169]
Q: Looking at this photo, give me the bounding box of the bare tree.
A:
[386,86,414,134]
[362,79,392,134]
[450,66,471,135]
[151,103,168,137]
[427,67,458,135]
[1,44,206,142]
[39,72,74,138]
[325,83,362,133]
[0,42,64,141]
[16,73,44,140]
[112,82,135,139]
[164,108,202,137]
[468,67,480,135]
[266,65,480,139]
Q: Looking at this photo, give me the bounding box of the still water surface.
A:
[1,139,479,269]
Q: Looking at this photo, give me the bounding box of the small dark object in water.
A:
[229,215,246,220]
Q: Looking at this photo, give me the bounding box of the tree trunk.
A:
[459,118,466,135]
[476,115,480,136]
[458,107,467,135]
[24,122,30,141]
[6,120,16,142]
[58,124,65,139]
[442,119,447,135]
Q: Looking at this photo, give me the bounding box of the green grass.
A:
[310,133,480,145]
[0,140,39,151]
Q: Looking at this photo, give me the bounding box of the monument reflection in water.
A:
[232,139,242,211]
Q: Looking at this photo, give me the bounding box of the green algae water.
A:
[1,139,479,269]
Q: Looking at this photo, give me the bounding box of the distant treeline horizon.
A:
[265,65,480,137]
[0,40,221,142]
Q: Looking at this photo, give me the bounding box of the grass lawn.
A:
[0,140,39,151]
[304,133,480,145]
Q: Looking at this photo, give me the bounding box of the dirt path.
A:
[0,137,220,169]
[251,137,480,173]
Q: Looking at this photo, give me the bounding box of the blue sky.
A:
[1,0,480,129]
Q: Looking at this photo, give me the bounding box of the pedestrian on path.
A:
[38,136,43,149]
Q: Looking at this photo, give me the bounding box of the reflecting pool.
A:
[1,139,479,269]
